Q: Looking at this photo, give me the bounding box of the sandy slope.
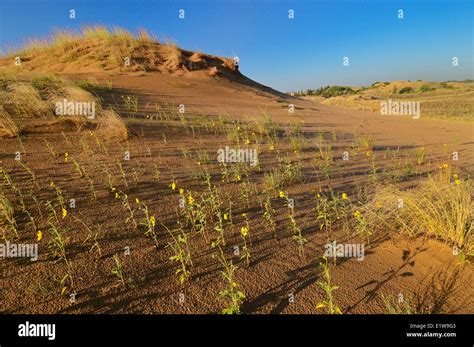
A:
[102,71,474,173]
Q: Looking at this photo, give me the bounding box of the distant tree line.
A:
[291,85,356,98]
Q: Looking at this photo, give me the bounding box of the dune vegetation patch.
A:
[364,169,473,257]
[0,26,239,76]
[298,80,474,120]
[0,74,128,141]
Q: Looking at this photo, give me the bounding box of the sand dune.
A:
[0,27,473,314]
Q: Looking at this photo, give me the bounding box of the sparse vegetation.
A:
[398,86,414,94]
[293,85,356,98]
[316,256,342,314]
[0,25,472,316]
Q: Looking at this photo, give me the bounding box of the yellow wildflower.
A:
[37,230,43,242]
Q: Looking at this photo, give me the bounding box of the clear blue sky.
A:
[0,0,472,91]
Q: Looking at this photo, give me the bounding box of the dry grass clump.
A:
[163,44,184,72]
[365,171,473,255]
[31,75,64,100]
[96,109,129,142]
[61,84,100,108]
[0,107,20,137]
[0,74,127,141]
[0,26,160,73]
[0,75,86,122]
[18,26,155,55]
[1,81,52,119]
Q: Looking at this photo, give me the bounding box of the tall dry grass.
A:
[0,74,128,141]
[96,109,129,142]
[0,26,162,73]
[14,26,157,55]
[0,107,20,137]
[365,171,473,255]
